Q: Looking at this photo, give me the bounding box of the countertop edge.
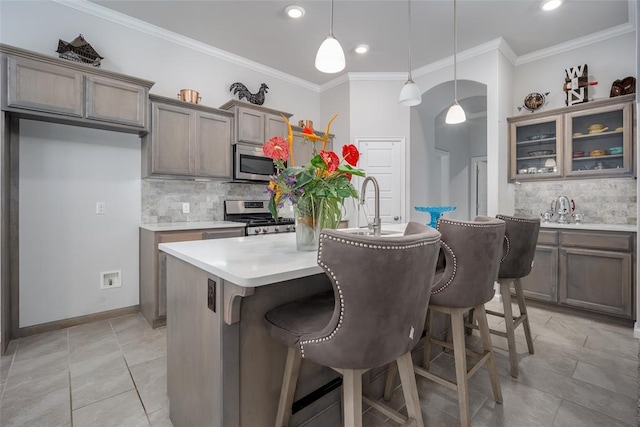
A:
[140,221,245,232]
[540,223,637,233]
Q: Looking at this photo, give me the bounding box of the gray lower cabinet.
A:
[142,95,233,178]
[139,226,244,328]
[1,44,153,134]
[520,228,635,319]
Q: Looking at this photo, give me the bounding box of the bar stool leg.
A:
[275,347,302,427]
[340,368,364,427]
[475,304,503,404]
[451,308,470,427]
[500,280,519,378]
[514,278,535,354]
[383,361,398,401]
[397,352,425,427]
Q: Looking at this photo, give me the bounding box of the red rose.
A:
[320,150,339,173]
[263,136,289,160]
[302,125,314,135]
[342,144,360,166]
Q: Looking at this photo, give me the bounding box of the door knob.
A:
[394,216,400,221]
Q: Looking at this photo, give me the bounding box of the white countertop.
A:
[159,223,408,287]
[540,222,637,233]
[140,221,245,232]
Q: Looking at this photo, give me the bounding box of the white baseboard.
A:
[492,294,503,303]
[634,322,640,339]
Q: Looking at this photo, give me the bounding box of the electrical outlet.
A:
[96,202,106,215]
[182,203,190,214]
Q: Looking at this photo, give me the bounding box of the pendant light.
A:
[315,0,345,73]
[399,0,421,106]
[445,0,466,124]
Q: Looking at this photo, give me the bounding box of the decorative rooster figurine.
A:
[229,82,269,105]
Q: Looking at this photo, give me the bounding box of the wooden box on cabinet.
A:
[142,95,234,179]
[220,99,291,145]
[1,44,153,134]
[140,226,244,328]
[519,227,635,319]
[508,94,635,182]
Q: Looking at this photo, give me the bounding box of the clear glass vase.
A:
[294,196,342,251]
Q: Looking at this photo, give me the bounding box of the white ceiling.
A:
[90,0,634,86]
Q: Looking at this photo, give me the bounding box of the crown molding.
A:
[319,74,350,92]
[50,0,321,93]
[515,23,636,66]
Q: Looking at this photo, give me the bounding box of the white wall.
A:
[19,121,140,327]
[512,32,636,113]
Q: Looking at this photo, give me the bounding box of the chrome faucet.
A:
[360,176,381,236]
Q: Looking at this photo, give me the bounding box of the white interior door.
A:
[433,149,450,206]
[355,137,405,226]
[471,156,488,217]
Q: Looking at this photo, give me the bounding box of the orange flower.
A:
[263,136,289,160]
[342,144,360,166]
[320,150,339,173]
[302,125,314,135]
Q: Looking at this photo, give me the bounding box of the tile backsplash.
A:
[142,179,268,223]
[515,178,637,225]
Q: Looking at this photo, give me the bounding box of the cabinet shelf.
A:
[572,130,623,140]
[572,154,622,161]
[516,154,556,161]
[515,137,556,146]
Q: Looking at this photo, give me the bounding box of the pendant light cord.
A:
[329,0,335,37]
[453,0,458,102]
[407,0,413,81]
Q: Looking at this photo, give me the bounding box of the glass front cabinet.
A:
[508,94,635,182]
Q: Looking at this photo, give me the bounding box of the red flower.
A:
[320,150,339,173]
[342,144,360,166]
[263,136,289,160]
[302,125,314,135]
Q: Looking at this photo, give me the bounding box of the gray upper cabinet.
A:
[6,56,84,117]
[291,125,334,165]
[508,94,635,182]
[143,95,233,179]
[85,75,147,128]
[1,44,154,134]
[220,99,292,145]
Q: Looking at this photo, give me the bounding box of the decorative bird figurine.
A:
[229,82,269,105]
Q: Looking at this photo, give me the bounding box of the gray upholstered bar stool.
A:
[264,223,441,427]
[488,214,540,378]
[386,216,505,427]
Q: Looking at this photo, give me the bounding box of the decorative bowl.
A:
[528,150,553,157]
[414,206,457,228]
[526,133,555,141]
[590,149,607,157]
[572,150,585,158]
[608,146,623,155]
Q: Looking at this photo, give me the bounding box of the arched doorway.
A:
[410,80,487,223]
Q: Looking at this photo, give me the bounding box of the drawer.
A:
[158,231,203,243]
[537,230,558,245]
[560,231,632,252]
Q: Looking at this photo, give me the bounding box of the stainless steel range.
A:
[224,200,295,236]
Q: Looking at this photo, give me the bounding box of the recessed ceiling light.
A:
[354,44,369,54]
[285,5,305,19]
[541,0,563,11]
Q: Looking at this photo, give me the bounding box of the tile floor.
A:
[0,301,637,426]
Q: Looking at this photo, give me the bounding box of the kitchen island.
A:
[159,226,406,427]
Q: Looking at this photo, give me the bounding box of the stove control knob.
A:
[274,226,280,233]
[262,228,269,234]
[254,227,262,235]
[287,224,295,232]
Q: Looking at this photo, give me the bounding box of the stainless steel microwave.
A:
[233,143,278,182]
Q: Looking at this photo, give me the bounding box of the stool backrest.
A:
[430,216,505,308]
[496,214,541,279]
[299,222,441,370]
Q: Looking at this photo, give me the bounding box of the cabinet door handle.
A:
[394,216,400,221]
